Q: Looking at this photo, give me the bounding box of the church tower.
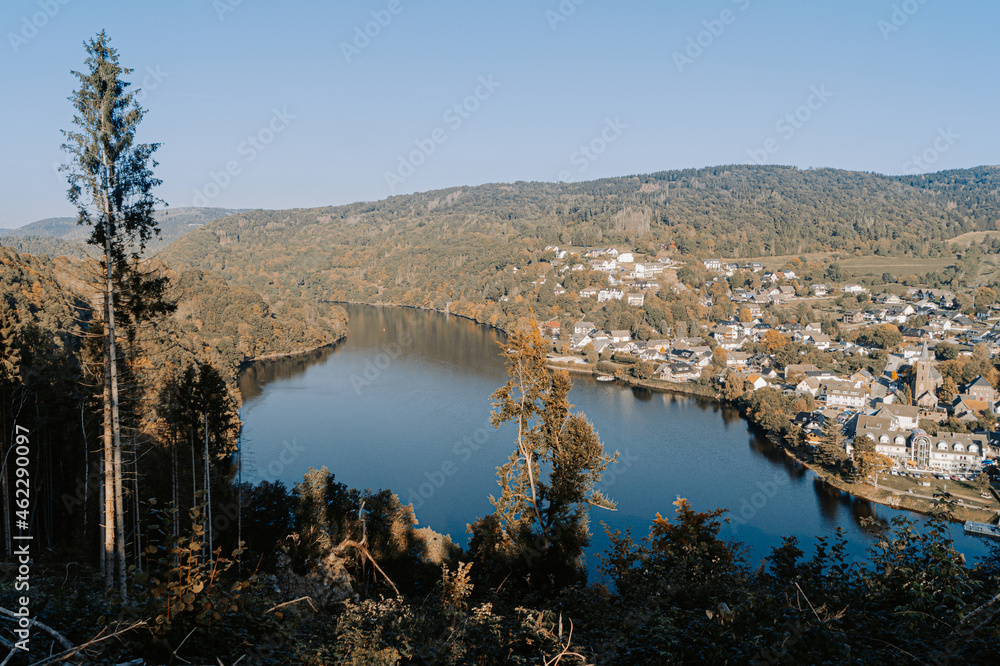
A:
[912,342,942,410]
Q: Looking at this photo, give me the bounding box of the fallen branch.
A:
[0,608,73,651]
[22,620,147,666]
[265,596,317,614]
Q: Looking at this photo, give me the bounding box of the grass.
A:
[836,255,956,279]
[947,231,1000,248]
[720,252,835,270]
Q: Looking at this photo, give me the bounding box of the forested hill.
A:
[0,247,346,389]
[161,165,1000,324]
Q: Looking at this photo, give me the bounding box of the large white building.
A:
[825,382,866,409]
[850,415,988,474]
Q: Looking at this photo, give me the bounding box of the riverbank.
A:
[781,444,999,524]
[327,299,509,336]
[547,356,1000,527]
[545,358,718,398]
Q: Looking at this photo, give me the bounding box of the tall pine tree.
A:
[62,31,164,599]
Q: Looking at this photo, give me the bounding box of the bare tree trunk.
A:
[237,432,242,575]
[104,224,127,601]
[132,426,141,572]
[171,432,178,541]
[102,322,113,590]
[204,409,212,563]
[190,429,196,513]
[81,400,88,543]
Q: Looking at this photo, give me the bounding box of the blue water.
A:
[239,304,996,572]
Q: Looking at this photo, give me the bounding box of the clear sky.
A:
[1,0,997,227]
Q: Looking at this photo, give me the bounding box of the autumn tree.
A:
[741,387,790,433]
[722,373,748,402]
[711,346,728,371]
[470,316,617,587]
[62,31,165,598]
[856,451,893,490]
[762,329,788,354]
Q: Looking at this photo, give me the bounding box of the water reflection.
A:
[630,386,653,402]
[238,345,339,401]
[238,303,992,563]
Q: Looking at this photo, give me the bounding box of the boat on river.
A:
[596,375,615,382]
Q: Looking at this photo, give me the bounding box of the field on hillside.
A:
[947,230,1000,248]
[720,252,836,270]
[836,255,956,279]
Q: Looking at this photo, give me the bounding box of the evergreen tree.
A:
[62,31,165,598]
[815,417,846,468]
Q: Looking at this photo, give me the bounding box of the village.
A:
[538,246,1000,523]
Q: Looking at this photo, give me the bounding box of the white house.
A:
[608,330,631,343]
[598,289,624,302]
[825,382,866,409]
[874,404,919,430]
[591,259,617,272]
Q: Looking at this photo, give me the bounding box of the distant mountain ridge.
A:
[0,207,239,256]
[158,164,1000,332]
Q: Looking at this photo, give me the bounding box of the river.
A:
[239,304,994,570]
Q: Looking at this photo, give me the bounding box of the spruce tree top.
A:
[62,30,163,265]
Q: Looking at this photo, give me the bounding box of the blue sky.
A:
[1,0,997,227]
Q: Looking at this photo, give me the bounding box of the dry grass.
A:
[721,252,835,270]
[836,255,956,279]
[947,231,1000,248]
